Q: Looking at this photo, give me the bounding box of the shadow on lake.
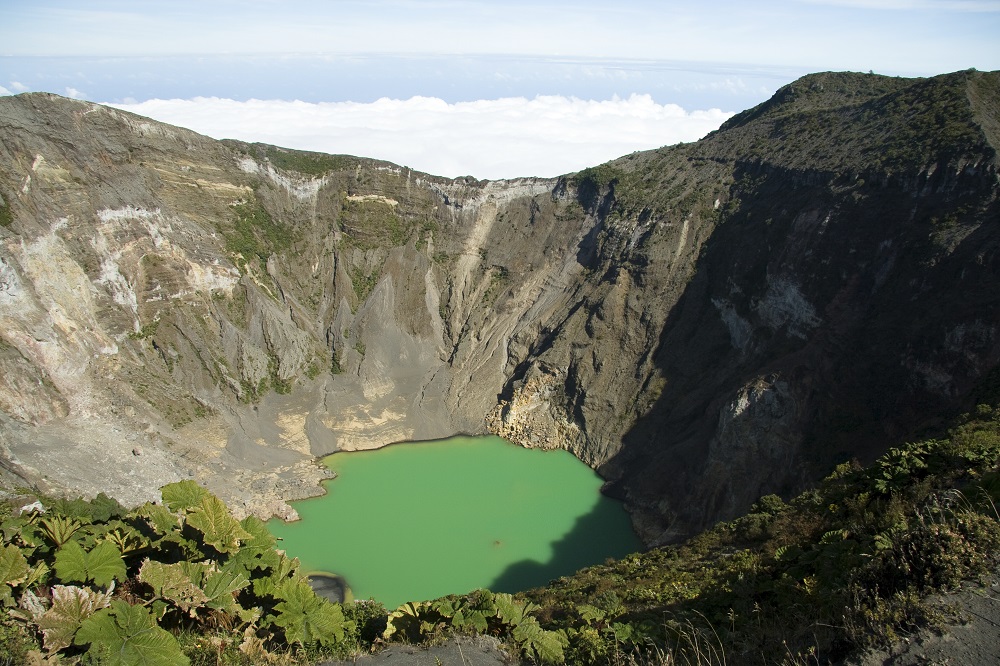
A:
[487,495,642,595]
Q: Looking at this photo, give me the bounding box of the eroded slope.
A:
[0,70,997,544]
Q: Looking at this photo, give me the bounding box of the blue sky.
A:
[4,1,998,70]
[2,1,998,178]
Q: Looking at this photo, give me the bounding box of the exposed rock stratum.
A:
[0,70,997,544]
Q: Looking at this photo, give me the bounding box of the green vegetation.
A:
[224,195,294,270]
[0,197,13,228]
[305,360,323,380]
[414,219,438,251]
[383,589,567,664]
[213,288,248,325]
[571,164,625,211]
[268,352,293,395]
[224,141,354,177]
[871,74,983,167]
[752,72,984,172]
[707,70,992,174]
[0,483,356,663]
[239,375,269,404]
[0,483,565,664]
[567,148,721,230]
[558,73,995,268]
[3,404,998,664]
[259,146,352,177]
[518,401,1000,664]
[556,201,585,222]
[337,197,406,249]
[127,318,159,341]
[349,265,380,303]
[719,71,915,132]
[482,265,510,305]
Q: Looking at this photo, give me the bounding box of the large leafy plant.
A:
[1,480,355,663]
[384,589,567,664]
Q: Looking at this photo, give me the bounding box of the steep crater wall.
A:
[0,70,998,545]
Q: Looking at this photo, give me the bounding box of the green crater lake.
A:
[267,435,642,609]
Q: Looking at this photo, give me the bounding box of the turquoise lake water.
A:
[267,435,642,609]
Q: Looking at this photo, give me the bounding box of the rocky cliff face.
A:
[494,70,1000,543]
[0,70,997,543]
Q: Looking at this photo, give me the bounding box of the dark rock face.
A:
[0,71,997,544]
[606,149,1000,542]
[490,70,1000,542]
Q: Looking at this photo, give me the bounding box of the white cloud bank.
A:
[109,96,734,180]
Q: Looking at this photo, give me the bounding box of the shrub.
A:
[871,492,1000,593]
[0,482,358,663]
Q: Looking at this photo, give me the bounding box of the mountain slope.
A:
[0,70,998,545]
[490,69,1000,541]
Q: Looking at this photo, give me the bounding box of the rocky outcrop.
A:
[0,93,587,518]
[0,70,997,544]
[490,70,1000,542]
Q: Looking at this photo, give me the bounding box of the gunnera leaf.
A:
[0,543,30,603]
[102,523,150,555]
[269,578,348,647]
[253,576,278,599]
[201,562,250,612]
[54,541,126,587]
[138,560,209,616]
[442,593,491,633]
[53,541,88,585]
[452,606,490,633]
[252,551,301,598]
[228,516,281,573]
[383,601,432,642]
[23,561,50,591]
[35,584,113,652]
[272,552,300,580]
[160,480,210,513]
[39,515,81,548]
[229,544,281,574]
[239,515,277,550]
[513,616,567,665]
[186,495,251,554]
[493,592,530,626]
[18,589,47,621]
[75,600,190,666]
[84,541,127,587]
[133,502,181,536]
[4,514,44,549]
